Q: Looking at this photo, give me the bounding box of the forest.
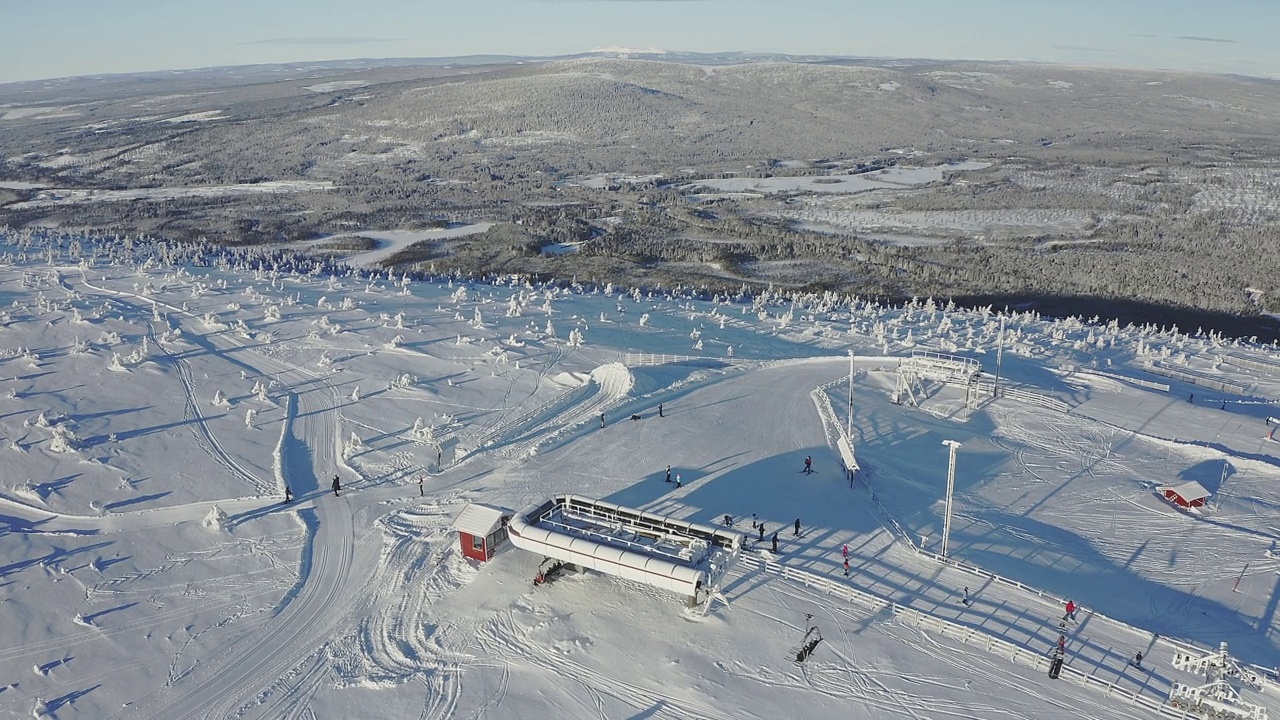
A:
[2,55,1279,337]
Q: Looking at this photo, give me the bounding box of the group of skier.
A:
[280,473,344,504]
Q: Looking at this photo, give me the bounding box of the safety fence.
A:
[1073,368,1171,393]
[622,353,742,367]
[1144,361,1252,396]
[1221,352,1280,376]
[738,553,1226,719]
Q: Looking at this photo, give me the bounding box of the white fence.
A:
[623,353,743,367]
[1221,352,1280,376]
[806,375,1278,715]
[739,553,1229,720]
[1074,368,1171,393]
[1144,362,1251,395]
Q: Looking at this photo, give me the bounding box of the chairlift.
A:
[792,614,824,663]
[533,557,567,586]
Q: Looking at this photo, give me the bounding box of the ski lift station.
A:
[507,494,744,603]
[1159,480,1212,509]
[452,503,514,563]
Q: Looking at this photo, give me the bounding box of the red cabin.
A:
[453,503,512,563]
[1158,480,1210,509]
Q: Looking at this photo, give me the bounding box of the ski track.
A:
[71,273,369,719]
[75,272,275,496]
[475,608,740,720]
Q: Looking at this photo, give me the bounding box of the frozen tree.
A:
[201,505,228,532]
[350,385,361,402]
[639,313,650,327]
[212,389,227,406]
[245,408,256,428]
[343,431,364,458]
[567,328,585,348]
[48,424,80,453]
[545,319,556,337]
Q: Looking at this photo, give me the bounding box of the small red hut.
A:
[453,503,512,563]
[1158,481,1211,509]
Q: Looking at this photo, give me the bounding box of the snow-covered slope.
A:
[1,231,1278,719]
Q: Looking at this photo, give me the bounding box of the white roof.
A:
[1157,480,1211,502]
[453,503,511,536]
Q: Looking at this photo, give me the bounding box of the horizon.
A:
[2,0,1277,84]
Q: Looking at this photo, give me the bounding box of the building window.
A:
[472,534,485,551]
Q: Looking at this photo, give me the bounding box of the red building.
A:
[1158,480,1210,509]
[453,503,512,563]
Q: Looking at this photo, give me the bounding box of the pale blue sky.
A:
[2,0,1277,84]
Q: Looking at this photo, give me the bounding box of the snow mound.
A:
[548,371,591,388]
[201,505,228,532]
[590,362,634,399]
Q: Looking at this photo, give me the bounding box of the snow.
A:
[681,162,991,195]
[0,232,1278,719]
[8,180,334,208]
[313,224,493,266]
[157,110,225,123]
[302,81,369,93]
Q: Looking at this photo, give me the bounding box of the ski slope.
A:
[1,232,1279,719]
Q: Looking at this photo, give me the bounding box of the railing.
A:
[1222,351,1280,376]
[1144,361,1251,395]
[623,353,744,367]
[738,553,1243,720]
[1074,368,1171,393]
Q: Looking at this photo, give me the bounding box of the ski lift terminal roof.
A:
[507,494,743,598]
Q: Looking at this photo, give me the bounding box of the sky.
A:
[1,0,1278,83]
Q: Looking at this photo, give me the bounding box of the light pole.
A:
[941,440,962,557]
[994,315,1005,400]
[847,350,855,441]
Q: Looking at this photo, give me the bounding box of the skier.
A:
[962,587,971,606]
[418,476,424,497]
[758,524,765,542]
[843,558,850,577]
[1064,599,1076,621]
[751,513,758,529]
[723,514,733,527]
[284,486,292,503]
[600,412,606,428]
[842,544,849,559]
[1188,393,1194,403]
[658,403,664,418]
[771,532,779,554]
[1133,651,1143,668]
[794,518,801,537]
[675,473,682,488]
[665,465,672,483]
[803,456,812,474]
[332,474,341,497]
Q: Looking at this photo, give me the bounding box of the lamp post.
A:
[847,350,855,441]
[941,440,962,557]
